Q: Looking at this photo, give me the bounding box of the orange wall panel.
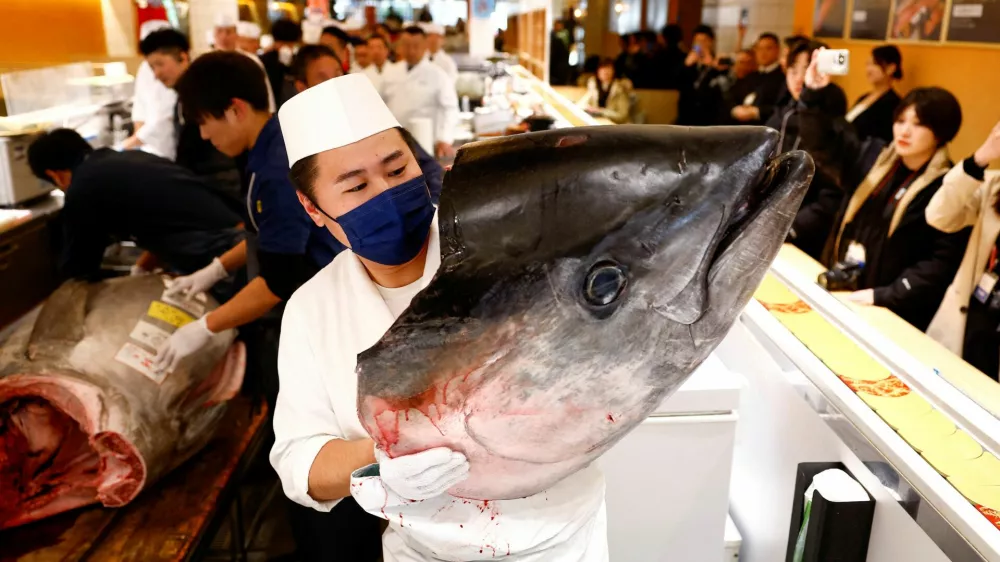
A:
[0,0,107,66]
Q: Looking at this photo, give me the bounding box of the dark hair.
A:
[271,18,303,43]
[291,127,418,201]
[598,57,615,70]
[738,48,755,57]
[872,45,903,79]
[367,35,389,49]
[291,44,341,83]
[661,24,683,45]
[139,28,190,57]
[894,87,962,146]
[758,32,779,45]
[787,40,823,68]
[175,51,270,123]
[693,24,715,40]
[321,26,351,48]
[27,128,93,182]
[403,25,426,37]
[783,34,809,48]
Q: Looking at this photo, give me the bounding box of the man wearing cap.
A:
[383,26,459,159]
[423,23,458,81]
[237,21,262,54]
[271,73,608,562]
[123,19,177,159]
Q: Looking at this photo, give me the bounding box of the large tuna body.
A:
[358,125,814,500]
[0,276,244,529]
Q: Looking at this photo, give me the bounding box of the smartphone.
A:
[694,44,703,55]
[817,49,850,75]
[740,8,750,27]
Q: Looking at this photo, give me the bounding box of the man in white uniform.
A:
[362,35,400,96]
[382,26,458,159]
[422,23,458,81]
[270,73,608,562]
[123,19,177,159]
[214,12,276,112]
[236,20,262,54]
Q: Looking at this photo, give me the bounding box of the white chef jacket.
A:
[270,216,608,562]
[429,50,458,82]
[383,56,459,145]
[131,61,178,160]
[363,61,405,100]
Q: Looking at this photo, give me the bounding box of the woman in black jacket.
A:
[799,49,970,331]
[766,40,848,259]
[845,45,903,144]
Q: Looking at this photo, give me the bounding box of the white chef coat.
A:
[363,61,405,100]
[271,216,609,562]
[131,61,178,160]
[429,50,458,82]
[383,56,459,145]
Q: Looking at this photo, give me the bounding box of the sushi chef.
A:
[382,26,459,159]
[362,35,400,96]
[122,19,177,159]
[237,21,262,54]
[270,74,608,562]
[422,23,458,81]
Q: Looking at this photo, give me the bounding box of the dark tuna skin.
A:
[357,125,814,500]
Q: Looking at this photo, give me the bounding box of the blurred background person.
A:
[769,41,847,258]
[292,45,344,92]
[320,25,353,74]
[122,19,176,158]
[730,32,785,125]
[351,40,371,73]
[236,21,262,54]
[721,49,758,124]
[578,58,635,124]
[846,45,904,144]
[213,13,239,52]
[926,121,1000,380]
[260,18,303,108]
[653,24,686,89]
[676,24,724,126]
[801,51,967,330]
[781,34,809,70]
[363,35,399,96]
[424,23,457,81]
[549,20,572,86]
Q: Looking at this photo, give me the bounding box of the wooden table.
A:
[0,398,269,562]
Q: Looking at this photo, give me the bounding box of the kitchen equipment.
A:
[0,131,52,206]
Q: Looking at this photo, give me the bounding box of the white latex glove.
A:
[377,447,470,501]
[129,264,148,276]
[154,316,214,374]
[165,258,227,298]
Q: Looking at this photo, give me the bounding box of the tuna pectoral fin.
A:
[27,281,90,359]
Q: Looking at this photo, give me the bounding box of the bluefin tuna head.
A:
[357,125,813,500]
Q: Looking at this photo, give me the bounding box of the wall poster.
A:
[814,0,848,37]
[850,0,893,39]
[889,0,946,40]
[947,0,1000,43]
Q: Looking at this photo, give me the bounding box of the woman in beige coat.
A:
[926,121,1000,380]
[578,58,634,124]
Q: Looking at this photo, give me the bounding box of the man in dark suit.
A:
[729,32,786,125]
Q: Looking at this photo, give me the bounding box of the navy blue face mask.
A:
[317,175,435,266]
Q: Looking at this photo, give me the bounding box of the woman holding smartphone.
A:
[926,121,1000,380]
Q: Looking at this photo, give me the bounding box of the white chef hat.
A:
[302,19,324,44]
[260,34,275,50]
[139,19,172,40]
[214,12,238,29]
[422,23,445,35]
[237,21,262,39]
[279,73,400,167]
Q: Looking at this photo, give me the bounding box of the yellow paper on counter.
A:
[948,477,1000,510]
[147,301,195,328]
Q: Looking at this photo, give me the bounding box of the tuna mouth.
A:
[711,152,800,263]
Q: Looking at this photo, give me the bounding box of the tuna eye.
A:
[584,262,627,307]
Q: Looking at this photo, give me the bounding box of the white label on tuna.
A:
[160,291,206,317]
[129,320,171,350]
[953,4,983,17]
[115,342,166,383]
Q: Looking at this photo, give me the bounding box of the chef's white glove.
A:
[154,316,214,374]
[377,447,470,501]
[165,258,227,298]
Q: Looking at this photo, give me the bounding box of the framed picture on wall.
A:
[814,0,848,37]
[889,0,946,40]
[947,0,1000,43]
[850,0,893,38]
